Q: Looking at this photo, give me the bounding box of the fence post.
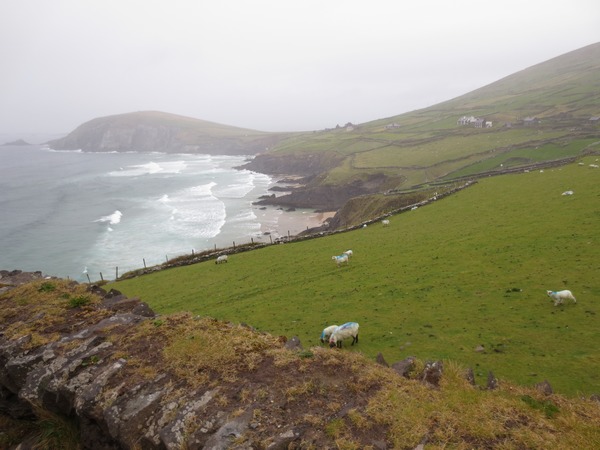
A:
[269,235,273,244]
[86,273,91,284]
[143,258,147,269]
[100,272,104,282]
[115,267,118,280]
[251,237,254,244]
[233,241,236,249]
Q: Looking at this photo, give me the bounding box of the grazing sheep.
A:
[590,164,599,168]
[343,250,353,257]
[382,219,390,226]
[215,255,228,264]
[320,325,339,344]
[329,322,359,348]
[332,254,349,267]
[561,190,574,196]
[547,289,576,306]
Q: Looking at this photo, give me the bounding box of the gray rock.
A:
[465,368,476,385]
[487,371,499,390]
[421,360,443,387]
[376,352,389,367]
[535,380,553,395]
[202,409,253,450]
[284,336,303,351]
[391,356,415,378]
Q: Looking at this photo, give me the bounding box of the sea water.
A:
[0,143,284,281]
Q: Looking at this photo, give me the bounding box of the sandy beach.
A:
[253,206,336,241]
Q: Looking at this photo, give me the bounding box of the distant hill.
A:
[46,111,293,155]
[2,139,30,146]
[243,42,600,210]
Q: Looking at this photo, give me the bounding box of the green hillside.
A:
[249,43,600,192]
[111,156,600,396]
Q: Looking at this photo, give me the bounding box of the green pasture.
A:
[112,159,600,396]
[446,138,600,179]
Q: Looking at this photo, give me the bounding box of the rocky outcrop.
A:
[238,152,345,177]
[0,274,467,449]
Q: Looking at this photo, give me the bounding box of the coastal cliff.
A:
[46,111,290,155]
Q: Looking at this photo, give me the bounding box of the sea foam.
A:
[94,210,123,225]
[108,160,187,177]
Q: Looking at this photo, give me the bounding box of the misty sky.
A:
[1,0,598,135]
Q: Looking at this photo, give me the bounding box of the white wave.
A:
[95,210,123,225]
[107,160,187,177]
[228,209,258,223]
[45,148,83,153]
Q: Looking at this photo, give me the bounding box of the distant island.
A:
[2,139,30,146]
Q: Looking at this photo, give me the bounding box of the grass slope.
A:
[260,43,600,188]
[112,158,600,396]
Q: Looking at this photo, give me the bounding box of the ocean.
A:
[0,142,311,282]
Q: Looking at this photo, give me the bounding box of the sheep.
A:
[590,164,599,168]
[320,325,339,344]
[561,190,574,196]
[332,254,349,267]
[382,219,390,226]
[343,250,353,257]
[329,322,359,348]
[215,255,228,264]
[547,289,576,306]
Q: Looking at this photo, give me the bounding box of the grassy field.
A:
[111,158,600,396]
[251,44,600,194]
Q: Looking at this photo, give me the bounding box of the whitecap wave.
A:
[45,148,83,153]
[107,160,187,177]
[213,171,255,198]
[156,182,226,239]
[94,210,123,225]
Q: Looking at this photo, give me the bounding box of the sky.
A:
[1,0,599,135]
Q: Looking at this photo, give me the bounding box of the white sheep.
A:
[215,255,228,264]
[382,219,390,226]
[547,289,576,306]
[561,190,574,196]
[343,250,353,257]
[320,325,339,344]
[329,322,359,348]
[332,254,349,267]
[589,164,599,168]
